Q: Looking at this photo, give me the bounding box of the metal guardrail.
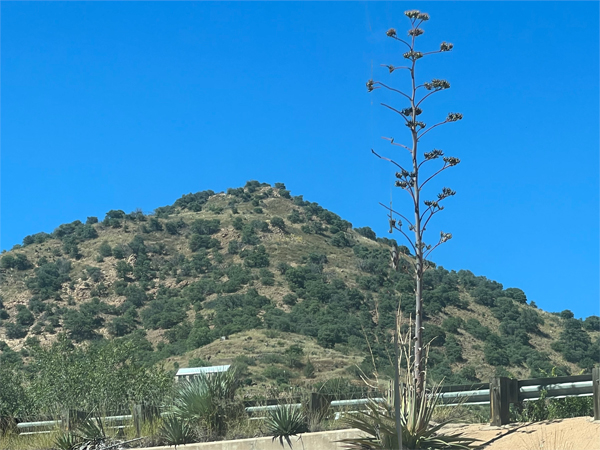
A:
[14,370,600,435]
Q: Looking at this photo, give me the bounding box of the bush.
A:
[190,219,221,235]
[189,234,219,252]
[464,318,491,341]
[270,217,286,231]
[240,245,270,268]
[288,210,304,224]
[331,233,352,248]
[355,226,377,240]
[442,316,464,334]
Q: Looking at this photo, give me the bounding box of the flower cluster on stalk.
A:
[443,156,461,166]
[446,112,463,122]
[424,79,450,91]
[404,50,424,61]
[401,106,423,116]
[424,149,444,160]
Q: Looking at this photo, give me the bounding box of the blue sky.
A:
[1,2,598,318]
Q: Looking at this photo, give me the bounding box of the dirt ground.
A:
[441,417,600,450]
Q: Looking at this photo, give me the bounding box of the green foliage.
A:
[25,258,71,299]
[287,210,304,224]
[503,287,527,304]
[355,226,377,241]
[442,316,464,334]
[583,315,600,331]
[189,234,219,251]
[190,218,221,235]
[141,296,188,330]
[265,405,308,449]
[159,414,196,446]
[29,337,173,413]
[484,334,509,366]
[22,232,52,247]
[1,253,32,270]
[263,366,293,383]
[303,359,316,378]
[464,318,491,341]
[551,318,599,369]
[271,216,286,231]
[170,370,241,438]
[240,245,270,268]
[174,190,215,211]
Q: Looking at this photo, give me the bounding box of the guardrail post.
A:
[593,367,600,421]
[132,404,143,438]
[490,377,516,426]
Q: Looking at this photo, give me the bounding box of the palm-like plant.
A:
[159,414,195,446]
[170,369,241,438]
[265,405,308,449]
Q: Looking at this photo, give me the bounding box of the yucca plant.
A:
[170,369,242,438]
[53,431,81,450]
[159,414,195,446]
[265,405,308,449]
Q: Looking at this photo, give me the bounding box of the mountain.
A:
[1,181,598,395]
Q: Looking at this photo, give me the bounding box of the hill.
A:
[1,181,599,397]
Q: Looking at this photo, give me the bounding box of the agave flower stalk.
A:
[367,9,462,398]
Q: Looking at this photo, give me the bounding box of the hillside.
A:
[1,181,599,396]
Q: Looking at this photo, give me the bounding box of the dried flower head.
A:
[424,149,444,160]
[400,106,422,116]
[404,10,421,19]
[440,231,453,243]
[366,79,375,92]
[385,65,396,73]
[440,42,454,52]
[438,187,456,199]
[403,50,424,61]
[424,79,450,91]
[443,156,461,166]
[386,28,397,38]
[417,13,430,21]
[446,112,463,122]
[408,28,424,37]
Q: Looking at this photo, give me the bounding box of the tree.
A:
[367,10,461,397]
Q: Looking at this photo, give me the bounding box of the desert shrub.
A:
[190,219,221,235]
[23,232,52,246]
[1,253,32,270]
[484,334,509,366]
[331,232,352,248]
[174,190,215,211]
[464,318,491,341]
[240,245,270,268]
[5,322,28,339]
[355,226,377,240]
[141,297,188,330]
[583,315,600,332]
[503,287,527,304]
[26,259,71,299]
[189,234,219,251]
[442,316,464,334]
[287,210,304,224]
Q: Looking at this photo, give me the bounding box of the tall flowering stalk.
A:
[367,10,462,399]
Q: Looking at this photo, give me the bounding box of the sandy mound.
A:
[440,417,600,450]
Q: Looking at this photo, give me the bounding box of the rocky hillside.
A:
[1,181,598,393]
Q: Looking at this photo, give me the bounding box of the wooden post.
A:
[490,377,514,426]
[132,404,143,438]
[593,367,600,421]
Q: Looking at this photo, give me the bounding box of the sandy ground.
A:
[440,417,600,450]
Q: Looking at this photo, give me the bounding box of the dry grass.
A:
[520,428,574,450]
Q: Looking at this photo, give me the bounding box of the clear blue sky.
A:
[1,2,598,318]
